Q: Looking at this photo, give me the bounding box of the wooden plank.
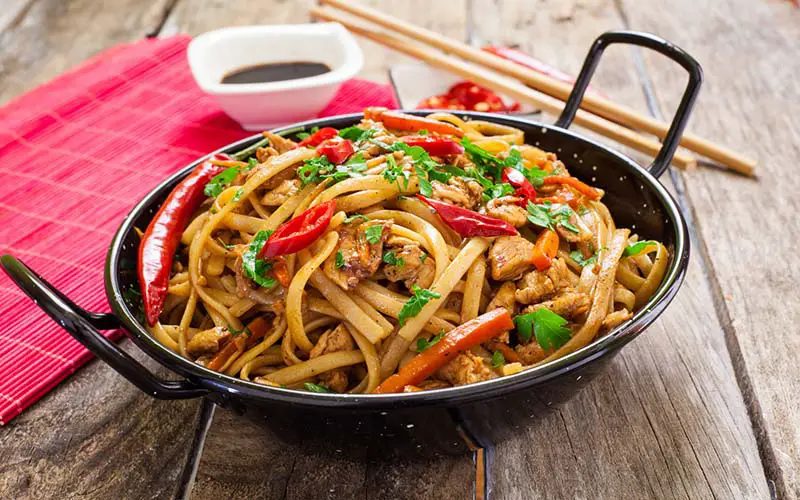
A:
[617,0,800,497]
[0,339,205,499]
[0,0,173,104]
[0,1,206,498]
[468,0,770,498]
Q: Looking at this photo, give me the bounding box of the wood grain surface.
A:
[0,0,795,498]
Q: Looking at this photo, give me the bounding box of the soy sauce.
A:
[221,62,331,84]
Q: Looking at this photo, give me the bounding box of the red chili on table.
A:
[317,138,354,164]
[401,135,465,156]
[416,195,517,238]
[138,153,231,326]
[501,167,537,205]
[258,200,337,259]
[297,127,338,147]
[416,81,519,113]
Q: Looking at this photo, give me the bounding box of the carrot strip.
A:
[542,175,603,200]
[364,107,464,137]
[531,229,559,271]
[374,309,514,393]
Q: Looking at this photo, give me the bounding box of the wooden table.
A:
[1,0,797,498]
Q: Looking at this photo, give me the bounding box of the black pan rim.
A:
[105,110,689,410]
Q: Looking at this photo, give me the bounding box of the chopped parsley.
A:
[297,153,368,185]
[513,309,572,351]
[416,331,445,352]
[335,251,346,269]
[232,188,244,202]
[526,201,580,233]
[242,230,277,288]
[382,154,410,190]
[364,224,384,244]
[398,285,441,326]
[204,158,257,198]
[382,250,405,268]
[465,167,514,200]
[389,142,447,196]
[491,350,506,368]
[344,214,369,224]
[303,382,332,393]
[461,138,550,187]
[217,237,236,250]
[569,249,598,268]
[420,253,428,263]
[418,129,429,136]
[623,240,658,257]
[228,324,253,337]
[339,126,376,144]
[295,131,311,140]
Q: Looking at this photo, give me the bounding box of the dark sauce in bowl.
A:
[221,62,331,84]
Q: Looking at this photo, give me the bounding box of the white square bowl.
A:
[188,23,363,130]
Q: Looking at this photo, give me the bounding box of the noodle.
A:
[145,109,670,394]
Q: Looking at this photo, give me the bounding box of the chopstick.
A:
[317,0,756,177]
[310,6,697,170]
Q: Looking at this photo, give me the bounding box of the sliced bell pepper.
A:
[531,229,559,271]
[364,107,464,137]
[257,200,337,259]
[401,135,465,156]
[416,195,517,237]
[316,137,354,164]
[374,308,515,393]
[298,127,338,147]
[501,167,537,205]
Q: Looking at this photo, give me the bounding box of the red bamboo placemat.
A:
[0,35,397,425]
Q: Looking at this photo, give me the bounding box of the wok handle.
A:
[555,30,703,178]
[0,254,208,400]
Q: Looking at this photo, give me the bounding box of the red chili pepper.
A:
[416,82,518,113]
[258,200,337,259]
[316,138,354,164]
[416,195,517,237]
[138,154,230,326]
[401,135,465,156]
[298,127,338,147]
[501,168,537,205]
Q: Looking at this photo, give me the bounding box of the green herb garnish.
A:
[513,309,572,350]
[297,153,367,185]
[398,285,441,326]
[339,126,376,144]
[382,250,405,268]
[335,251,346,269]
[623,240,658,257]
[569,250,597,268]
[295,131,311,140]
[364,225,384,244]
[416,331,445,352]
[304,382,332,393]
[344,214,369,224]
[526,201,579,233]
[491,350,506,368]
[382,154,410,190]
[242,230,277,288]
[204,167,240,198]
[232,188,244,202]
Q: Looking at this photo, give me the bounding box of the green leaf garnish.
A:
[344,214,369,224]
[204,166,240,198]
[304,382,332,393]
[335,251,346,269]
[491,350,506,368]
[623,240,658,257]
[364,224,384,244]
[339,126,376,144]
[399,285,441,326]
[232,188,244,202]
[242,230,277,288]
[513,309,572,350]
[295,131,311,140]
[416,331,445,352]
[569,250,597,268]
[382,154,410,190]
[382,250,405,268]
[526,201,579,233]
[297,153,367,185]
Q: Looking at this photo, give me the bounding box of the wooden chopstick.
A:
[310,6,697,170]
[319,0,756,177]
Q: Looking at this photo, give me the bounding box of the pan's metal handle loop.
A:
[1,254,208,400]
[555,30,703,178]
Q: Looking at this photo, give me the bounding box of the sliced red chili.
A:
[317,138,354,164]
[258,200,337,259]
[501,167,537,205]
[416,195,517,238]
[138,154,230,325]
[401,135,465,156]
[298,127,338,147]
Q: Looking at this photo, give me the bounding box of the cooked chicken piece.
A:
[486,282,516,315]
[488,236,534,281]
[485,196,527,227]
[430,176,483,209]
[436,352,497,386]
[383,237,435,290]
[261,179,300,206]
[515,340,548,365]
[186,327,231,358]
[261,166,297,190]
[324,219,392,290]
[310,324,355,393]
[256,146,279,163]
[418,379,452,391]
[263,131,298,154]
[521,292,590,319]
[515,258,573,304]
[602,309,633,331]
